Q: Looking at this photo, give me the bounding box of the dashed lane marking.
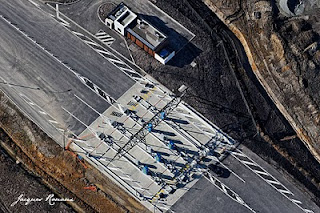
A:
[1,15,119,108]
[96,49,112,55]
[49,119,59,124]
[75,74,116,105]
[204,172,256,213]
[83,40,100,46]
[27,0,40,8]
[49,15,144,82]
[19,93,64,133]
[72,31,84,36]
[59,20,70,28]
[231,149,314,213]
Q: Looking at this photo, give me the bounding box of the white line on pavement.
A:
[27,0,40,8]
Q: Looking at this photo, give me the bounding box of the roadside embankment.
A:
[0,91,148,213]
[203,0,320,164]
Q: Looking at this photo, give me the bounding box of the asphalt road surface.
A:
[0,0,135,138]
[172,143,320,213]
[172,145,319,213]
[0,0,319,213]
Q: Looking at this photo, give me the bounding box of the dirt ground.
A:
[1,0,319,212]
[0,141,74,213]
[130,0,320,206]
[0,91,148,213]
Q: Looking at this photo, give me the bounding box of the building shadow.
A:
[137,14,202,67]
[163,138,183,145]
[155,151,171,157]
[183,148,199,156]
[152,129,176,136]
[141,163,157,169]
[208,164,230,178]
[165,117,189,125]
[171,161,186,168]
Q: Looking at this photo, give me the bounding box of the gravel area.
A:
[0,137,74,213]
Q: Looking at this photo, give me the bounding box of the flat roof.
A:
[117,9,137,27]
[129,18,167,50]
[107,2,128,21]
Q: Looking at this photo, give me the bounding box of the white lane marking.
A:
[95,30,115,46]
[70,29,142,85]
[101,38,115,42]
[230,151,247,157]
[265,179,282,185]
[1,14,117,108]
[60,21,70,27]
[27,0,39,7]
[83,40,99,46]
[254,170,269,176]
[204,172,256,213]
[47,3,147,78]
[97,35,111,39]
[108,167,120,171]
[74,94,108,118]
[209,156,245,183]
[241,160,257,166]
[49,119,58,124]
[108,58,126,65]
[278,189,293,195]
[18,93,65,134]
[96,49,112,55]
[60,22,142,82]
[291,199,302,204]
[75,75,116,105]
[95,32,107,36]
[231,150,294,196]
[43,8,143,82]
[231,149,314,213]
[62,107,90,130]
[219,162,245,183]
[72,31,84,36]
[303,209,314,213]
[57,17,69,26]
[121,67,137,72]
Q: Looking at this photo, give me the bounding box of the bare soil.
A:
[0,91,148,213]
[128,0,320,206]
[0,139,74,213]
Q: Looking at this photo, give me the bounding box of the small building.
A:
[105,2,175,64]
